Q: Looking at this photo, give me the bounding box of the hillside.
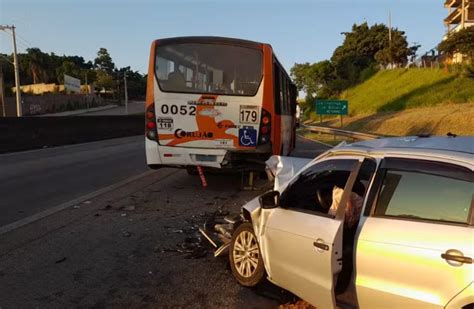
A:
[340,68,474,115]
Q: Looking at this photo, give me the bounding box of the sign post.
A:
[315,99,348,128]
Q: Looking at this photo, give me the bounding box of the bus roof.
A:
[154,36,267,50]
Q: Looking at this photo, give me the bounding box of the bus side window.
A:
[290,84,297,115]
[281,74,288,115]
[274,62,282,115]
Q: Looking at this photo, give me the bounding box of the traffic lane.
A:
[0,136,147,227]
[83,101,144,115]
[291,135,331,158]
[0,169,278,308]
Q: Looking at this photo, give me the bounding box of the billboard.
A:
[64,74,81,93]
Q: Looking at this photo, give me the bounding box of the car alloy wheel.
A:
[229,222,265,287]
[233,230,259,278]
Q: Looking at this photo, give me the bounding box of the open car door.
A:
[259,158,362,308]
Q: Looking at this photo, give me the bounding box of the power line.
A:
[0,54,14,65]
[1,29,30,50]
[16,32,33,47]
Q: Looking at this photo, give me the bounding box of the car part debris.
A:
[197,165,208,187]
[199,228,218,248]
[54,257,67,264]
[214,242,230,258]
[214,223,233,239]
[224,214,241,224]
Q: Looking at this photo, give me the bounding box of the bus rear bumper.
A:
[145,139,271,170]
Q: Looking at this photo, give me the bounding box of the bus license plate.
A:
[195,154,217,162]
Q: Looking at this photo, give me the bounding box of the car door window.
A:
[279,159,358,215]
[373,159,473,224]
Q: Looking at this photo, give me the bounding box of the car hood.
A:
[265,155,313,191]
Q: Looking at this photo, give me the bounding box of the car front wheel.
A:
[229,222,265,287]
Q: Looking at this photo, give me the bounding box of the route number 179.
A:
[240,105,258,124]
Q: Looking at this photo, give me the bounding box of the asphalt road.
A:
[0,135,328,228]
[0,136,330,308]
[83,101,144,116]
[0,136,147,227]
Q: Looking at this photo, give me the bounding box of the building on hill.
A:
[445,0,473,32]
[444,0,473,63]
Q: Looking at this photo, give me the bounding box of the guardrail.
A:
[302,124,381,141]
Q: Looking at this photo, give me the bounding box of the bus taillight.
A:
[146,106,157,140]
[259,108,271,145]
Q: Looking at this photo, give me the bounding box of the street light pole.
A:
[123,73,128,115]
[0,25,22,116]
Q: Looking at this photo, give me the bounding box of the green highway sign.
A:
[315,100,348,115]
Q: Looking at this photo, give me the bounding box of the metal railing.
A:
[302,124,381,141]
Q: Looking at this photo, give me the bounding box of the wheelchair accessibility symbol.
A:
[239,128,257,147]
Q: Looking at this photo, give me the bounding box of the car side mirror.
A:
[259,190,280,209]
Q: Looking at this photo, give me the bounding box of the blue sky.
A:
[1,0,446,74]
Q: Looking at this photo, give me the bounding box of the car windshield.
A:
[155,43,263,96]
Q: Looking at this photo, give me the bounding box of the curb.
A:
[38,104,118,117]
[0,170,155,236]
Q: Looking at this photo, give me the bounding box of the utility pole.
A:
[0,25,22,116]
[0,65,5,117]
[123,73,128,115]
[388,10,392,48]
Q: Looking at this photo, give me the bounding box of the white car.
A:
[228,136,473,309]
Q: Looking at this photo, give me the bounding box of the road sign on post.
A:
[315,99,348,128]
[315,99,348,115]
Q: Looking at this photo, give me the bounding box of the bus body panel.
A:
[145,37,297,169]
[154,78,264,150]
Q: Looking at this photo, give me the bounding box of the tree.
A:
[333,23,410,69]
[439,27,474,61]
[291,22,412,102]
[95,69,115,92]
[56,60,82,83]
[116,66,146,99]
[25,48,48,84]
[94,48,115,74]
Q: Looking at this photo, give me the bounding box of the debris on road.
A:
[122,231,132,237]
[73,205,81,209]
[158,205,240,259]
[196,165,208,188]
[279,300,315,309]
[54,257,67,264]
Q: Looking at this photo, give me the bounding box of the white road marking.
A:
[0,170,156,236]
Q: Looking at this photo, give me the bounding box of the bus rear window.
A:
[155,43,263,96]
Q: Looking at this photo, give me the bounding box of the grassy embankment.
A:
[304,68,474,137]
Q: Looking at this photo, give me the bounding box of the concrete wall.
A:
[0,115,144,153]
[12,83,93,95]
[2,94,106,116]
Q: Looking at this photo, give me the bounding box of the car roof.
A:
[330,136,474,165]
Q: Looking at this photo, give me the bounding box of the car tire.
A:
[229,222,265,287]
